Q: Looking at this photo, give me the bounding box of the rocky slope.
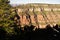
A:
[15,4,60,28]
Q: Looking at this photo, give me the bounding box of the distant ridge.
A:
[16,3,60,8]
[11,3,60,7]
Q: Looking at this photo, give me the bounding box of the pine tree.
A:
[0,0,17,34]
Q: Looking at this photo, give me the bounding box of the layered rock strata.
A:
[16,4,60,28]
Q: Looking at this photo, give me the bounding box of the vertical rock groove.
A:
[40,8,48,24]
[33,7,39,28]
[51,9,59,24]
[25,8,32,25]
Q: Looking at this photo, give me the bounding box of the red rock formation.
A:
[16,4,60,28]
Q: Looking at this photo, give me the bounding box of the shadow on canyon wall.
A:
[0,24,60,40]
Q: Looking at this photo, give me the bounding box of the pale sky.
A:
[10,0,60,4]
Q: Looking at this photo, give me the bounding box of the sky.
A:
[10,0,60,4]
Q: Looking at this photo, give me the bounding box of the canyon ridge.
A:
[13,3,60,28]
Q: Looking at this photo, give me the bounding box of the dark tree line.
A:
[0,24,60,40]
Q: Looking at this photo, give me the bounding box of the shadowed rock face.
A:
[16,4,60,28]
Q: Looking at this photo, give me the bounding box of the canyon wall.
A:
[16,4,60,28]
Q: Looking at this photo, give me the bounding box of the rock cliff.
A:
[15,4,60,28]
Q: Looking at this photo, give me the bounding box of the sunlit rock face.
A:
[16,4,60,28]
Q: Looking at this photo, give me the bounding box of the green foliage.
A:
[0,0,18,34]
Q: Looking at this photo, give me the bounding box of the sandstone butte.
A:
[13,4,60,29]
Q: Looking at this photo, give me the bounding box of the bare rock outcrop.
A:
[16,4,60,28]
